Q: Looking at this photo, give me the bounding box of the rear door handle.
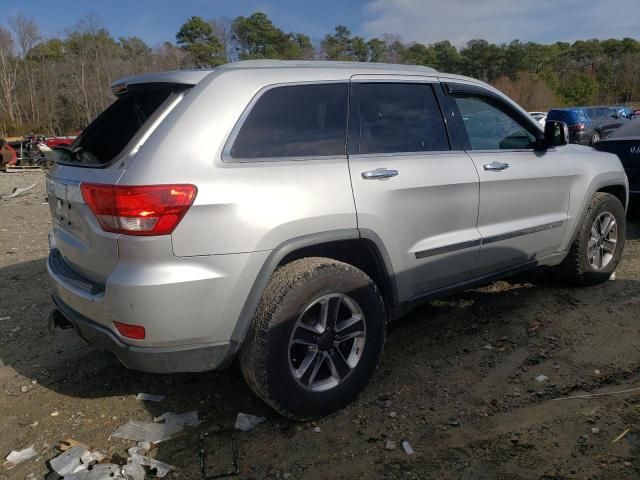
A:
[361,168,398,179]
[483,161,509,171]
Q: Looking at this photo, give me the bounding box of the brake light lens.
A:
[81,183,197,236]
[570,123,586,131]
[113,321,146,339]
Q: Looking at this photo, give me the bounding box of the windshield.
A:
[57,87,174,166]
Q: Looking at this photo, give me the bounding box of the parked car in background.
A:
[546,108,593,145]
[45,61,628,419]
[613,106,634,119]
[529,111,547,126]
[594,119,640,201]
[582,106,629,141]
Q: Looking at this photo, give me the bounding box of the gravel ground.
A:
[0,170,639,480]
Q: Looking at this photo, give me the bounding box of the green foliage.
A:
[3,9,640,137]
[176,16,225,67]
[231,12,311,60]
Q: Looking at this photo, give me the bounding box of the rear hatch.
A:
[47,86,180,285]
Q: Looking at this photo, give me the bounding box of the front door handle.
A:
[361,168,398,179]
[483,161,509,171]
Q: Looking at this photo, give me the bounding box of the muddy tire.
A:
[557,192,625,285]
[240,257,386,420]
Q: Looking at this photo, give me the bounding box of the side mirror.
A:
[543,120,569,148]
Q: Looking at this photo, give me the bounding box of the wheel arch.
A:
[230,229,397,344]
[562,179,628,254]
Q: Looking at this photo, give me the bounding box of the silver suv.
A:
[47,60,628,419]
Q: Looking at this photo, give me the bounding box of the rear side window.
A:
[62,88,174,166]
[230,83,348,159]
[348,83,450,154]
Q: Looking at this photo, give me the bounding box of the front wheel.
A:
[240,257,386,420]
[557,192,626,285]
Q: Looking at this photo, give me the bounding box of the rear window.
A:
[548,109,590,125]
[59,87,174,166]
[547,110,573,123]
[348,82,450,154]
[229,83,348,159]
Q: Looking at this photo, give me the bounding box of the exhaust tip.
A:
[48,309,73,332]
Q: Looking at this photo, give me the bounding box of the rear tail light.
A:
[569,123,586,131]
[81,183,197,236]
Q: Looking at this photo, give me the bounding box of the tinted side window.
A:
[230,83,348,159]
[349,83,450,154]
[453,94,537,150]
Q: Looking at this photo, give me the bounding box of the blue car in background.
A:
[614,106,634,119]
[546,108,594,145]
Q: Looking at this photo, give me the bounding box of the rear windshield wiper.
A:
[53,145,84,163]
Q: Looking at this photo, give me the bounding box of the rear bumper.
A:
[47,237,270,372]
[52,294,238,373]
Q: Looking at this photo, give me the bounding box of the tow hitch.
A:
[48,309,73,332]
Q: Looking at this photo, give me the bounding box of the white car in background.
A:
[529,111,547,126]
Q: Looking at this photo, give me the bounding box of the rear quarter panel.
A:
[116,68,358,256]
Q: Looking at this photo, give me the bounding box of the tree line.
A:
[1,11,639,136]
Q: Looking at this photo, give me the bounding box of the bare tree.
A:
[9,14,41,126]
[0,27,18,126]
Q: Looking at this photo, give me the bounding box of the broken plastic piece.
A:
[124,444,172,478]
[401,440,414,455]
[136,393,165,402]
[153,411,199,427]
[49,445,88,475]
[111,420,183,444]
[4,446,37,468]
[86,464,124,480]
[80,450,106,465]
[1,183,37,199]
[235,412,266,432]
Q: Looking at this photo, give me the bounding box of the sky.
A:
[1,0,638,47]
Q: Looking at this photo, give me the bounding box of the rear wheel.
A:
[557,192,625,285]
[240,257,386,419]
[590,131,601,144]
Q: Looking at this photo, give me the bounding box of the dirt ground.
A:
[0,170,639,480]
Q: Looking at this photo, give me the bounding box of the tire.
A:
[590,131,601,145]
[240,257,386,420]
[557,192,626,285]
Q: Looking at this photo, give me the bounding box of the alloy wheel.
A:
[588,211,617,270]
[288,293,367,392]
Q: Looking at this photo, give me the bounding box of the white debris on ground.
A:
[110,420,183,444]
[235,412,266,432]
[1,183,37,199]
[153,411,199,427]
[135,393,165,402]
[535,374,549,383]
[3,446,38,468]
[401,440,414,455]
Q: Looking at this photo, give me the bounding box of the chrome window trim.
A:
[222,80,349,163]
[349,150,462,160]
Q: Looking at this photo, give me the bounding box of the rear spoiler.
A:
[110,69,216,96]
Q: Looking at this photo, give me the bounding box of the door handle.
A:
[483,161,509,171]
[361,168,398,179]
